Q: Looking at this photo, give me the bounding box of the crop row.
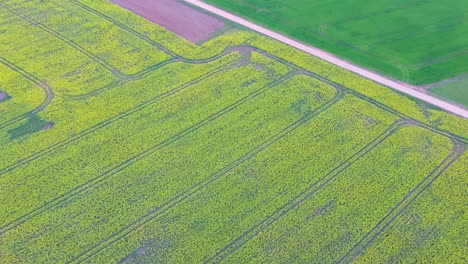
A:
[0,5,115,96]
[72,77,343,264]
[249,36,468,139]
[2,0,464,144]
[337,139,463,263]
[205,119,411,263]
[3,0,466,139]
[0,78,349,263]
[1,1,466,263]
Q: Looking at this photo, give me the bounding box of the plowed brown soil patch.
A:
[111,0,224,43]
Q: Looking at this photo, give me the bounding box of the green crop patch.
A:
[0,0,466,263]
[206,0,468,86]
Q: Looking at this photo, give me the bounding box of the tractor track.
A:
[251,48,468,143]
[1,44,466,240]
[0,0,126,79]
[1,0,247,86]
[69,46,255,100]
[3,0,467,141]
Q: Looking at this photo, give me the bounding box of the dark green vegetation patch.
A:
[8,114,52,139]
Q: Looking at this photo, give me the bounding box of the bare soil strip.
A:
[111,0,224,43]
[184,0,468,118]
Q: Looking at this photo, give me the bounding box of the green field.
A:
[205,0,468,86]
[0,0,467,263]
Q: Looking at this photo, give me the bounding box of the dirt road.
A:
[184,0,468,118]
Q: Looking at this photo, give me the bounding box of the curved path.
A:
[184,0,468,119]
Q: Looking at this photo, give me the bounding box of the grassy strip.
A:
[205,0,468,84]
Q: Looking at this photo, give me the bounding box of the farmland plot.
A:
[0,0,466,263]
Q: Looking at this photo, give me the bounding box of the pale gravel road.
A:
[184,0,468,118]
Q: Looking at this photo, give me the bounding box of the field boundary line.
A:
[0,57,54,129]
[183,0,468,118]
[203,119,410,263]
[0,66,291,236]
[68,78,344,264]
[336,139,465,264]
[232,0,411,81]
[7,0,466,138]
[4,0,465,139]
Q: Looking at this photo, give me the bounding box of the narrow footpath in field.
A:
[184,0,468,119]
